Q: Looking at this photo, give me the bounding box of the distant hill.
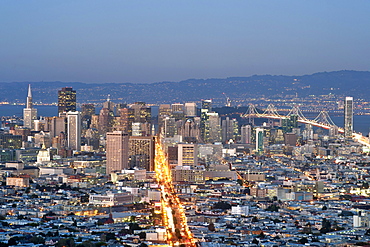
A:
[0,70,369,105]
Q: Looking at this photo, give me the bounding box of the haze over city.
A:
[1,1,370,83]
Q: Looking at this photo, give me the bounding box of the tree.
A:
[298,237,308,244]
[265,204,280,212]
[252,238,259,245]
[76,240,94,247]
[362,182,369,189]
[105,233,116,241]
[251,216,259,223]
[129,223,142,233]
[57,238,75,247]
[213,201,231,210]
[138,232,146,240]
[322,205,327,210]
[208,222,216,232]
[8,237,19,246]
[320,218,332,234]
[29,236,45,244]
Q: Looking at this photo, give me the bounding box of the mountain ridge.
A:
[0,70,369,105]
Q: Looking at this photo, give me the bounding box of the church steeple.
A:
[26,84,33,109]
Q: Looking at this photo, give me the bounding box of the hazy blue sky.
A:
[1,1,369,83]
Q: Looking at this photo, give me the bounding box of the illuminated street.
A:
[154,138,196,247]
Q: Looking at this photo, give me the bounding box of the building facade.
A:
[58,87,76,114]
[106,131,129,174]
[23,84,37,129]
[344,96,353,138]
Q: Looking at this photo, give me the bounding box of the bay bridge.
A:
[241,104,370,148]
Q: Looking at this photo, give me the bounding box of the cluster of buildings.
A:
[0,85,370,246]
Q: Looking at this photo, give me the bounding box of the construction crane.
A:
[222,92,231,107]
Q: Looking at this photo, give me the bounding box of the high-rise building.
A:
[222,117,238,143]
[128,136,155,171]
[184,102,197,117]
[106,131,129,174]
[282,114,298,133]
[178,143,198,166]
[58,87,76,114]
[344,96,353,138]
[67,111,81,151]
[255,127,264,154]
[171,103,185,121]
[171,103,184,113]
[163,117,177,138]
[23,84,37,129]
[130,102,151,123]
[98,108,114,134]
[81,104,95,129]
[201,99,212,112]
[178,119,200,142]
[158,104,172,134]
[241,125,252,144]
[118,108,135,134]
[205,112,221,143]
[103,95,115,112]
[200,99,212,141]
[45,116,66,138]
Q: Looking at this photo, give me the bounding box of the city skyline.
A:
[1,1,369,83]
[1,2,370,246]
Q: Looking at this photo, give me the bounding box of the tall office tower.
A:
[163,117,177,138]
[200,99,212,141]
[99,108,114,134]
[344,96,353,138]
[81,104,95,129]
[171,103,184,113]
[103,95,115,112]
[178,143,198,166]
[302,124,313,140]
[90,115,99,129]
[222,117,237,143]
[130,102,151,123]
[205,112,221,143]
[67,111,81,151]
[241,125,252,144]
[115,103,127,115]
[178,119,201,142]
[171,103,185,120]
[184,102,197,117]
[45,116,66,138]
[255,127,264,154]
[58,87,76,114]
[202,99,212,112]
[282,114,298,133]
[23,84,37,129]
[158,104,172,133]
[128,136,155,171]
[119,108,135,134]
[106,131,129,174]
[329,126,339,137]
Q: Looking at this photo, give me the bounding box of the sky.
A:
[1,0,369,83]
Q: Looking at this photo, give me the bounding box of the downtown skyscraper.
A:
[106,131,129,175]
[67,111,81,151]
[58,87,76,114]
[23,84,37,129]
[344,96,353,138]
